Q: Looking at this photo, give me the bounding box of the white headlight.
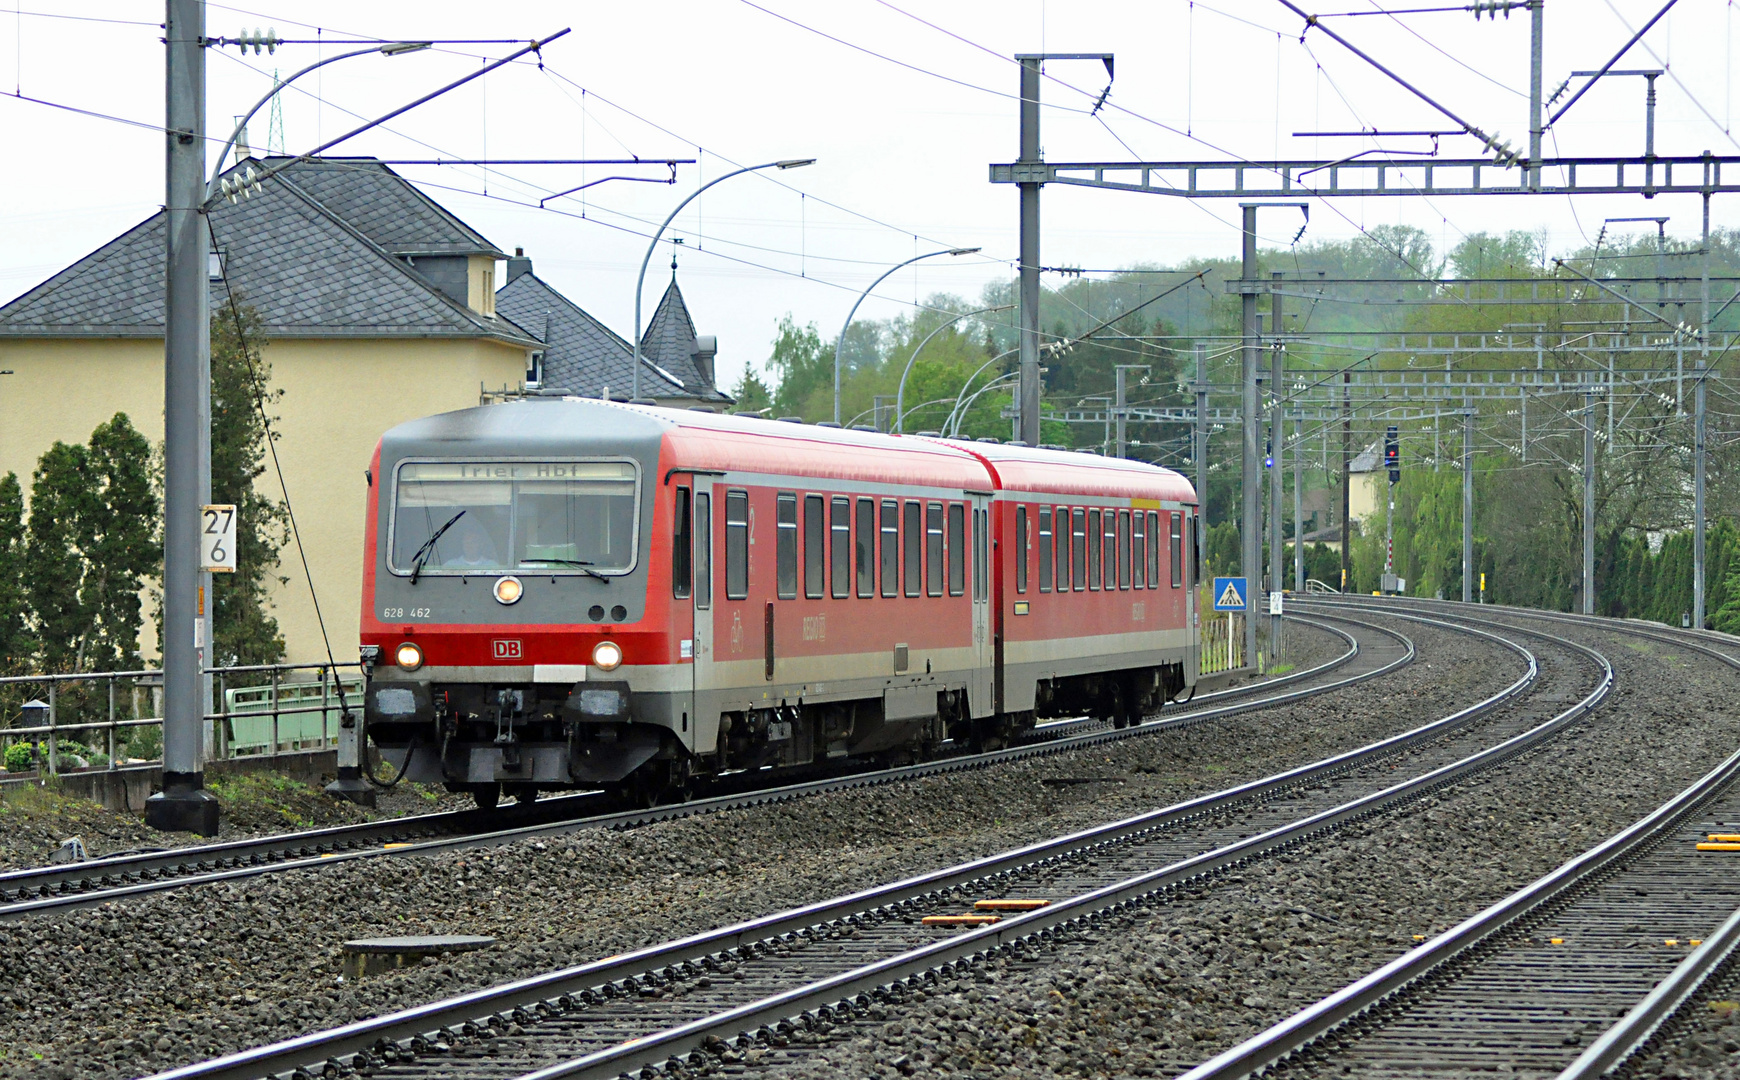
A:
[493,575,523,605]
[591,640,623,671]
[395,641,424,671]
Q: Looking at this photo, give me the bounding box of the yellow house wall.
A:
[1349,471,1384,530]
[0,335,526,667]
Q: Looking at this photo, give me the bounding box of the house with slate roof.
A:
[495,250,732,409]
[0,157,540,665]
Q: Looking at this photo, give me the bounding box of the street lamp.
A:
[893,305,1010,433]
[632,159,815,399]
[206,40,433,200]
[834,247,981,425]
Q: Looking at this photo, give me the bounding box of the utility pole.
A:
[1269,271,1284,658]
[1583,390,1596,614]
[1293,416,1304,592]
[1113,364,1148,458]
[1240,206,1261,668]
[1528,0,1544,192]
[1340,371,1351,591]
[1195,342,1209,536]
[1015,57,1043,447]
[1462,402,1474,603]
[1696,183,1711,628]
[147,0,219,835]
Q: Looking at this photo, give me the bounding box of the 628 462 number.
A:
[381,607,432,619]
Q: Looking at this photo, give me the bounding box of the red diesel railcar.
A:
[358,399,1201,806]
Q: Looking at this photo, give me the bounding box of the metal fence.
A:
[1199,611,1248,676]
[0,660,365,777]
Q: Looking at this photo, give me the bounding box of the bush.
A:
[122,725,161,762]
[4,741,37,772]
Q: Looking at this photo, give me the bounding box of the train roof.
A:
[378,399,1197,503]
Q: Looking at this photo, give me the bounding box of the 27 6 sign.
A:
[200,504,238,574]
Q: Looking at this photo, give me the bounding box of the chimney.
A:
[506,246,533,283]
[690,334,717,388]
[233,117,251,166]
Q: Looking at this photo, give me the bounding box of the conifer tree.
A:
[85,413,158,670]
[0,473,31,670]
[27,441,97,672]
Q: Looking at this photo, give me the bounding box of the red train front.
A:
[358,399,1201,807]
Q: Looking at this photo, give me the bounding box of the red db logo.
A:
[492,639,523,660]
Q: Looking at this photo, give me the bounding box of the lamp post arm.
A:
[836,248,969,424]
[941,347,1019,435]
[634,160,793,398]
[947,371,1021,437]
[894,305,1012,433]
[206,45,383,200]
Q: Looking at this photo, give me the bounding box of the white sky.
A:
[1,1,1737,392]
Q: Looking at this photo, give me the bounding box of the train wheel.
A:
[472,783,501,811]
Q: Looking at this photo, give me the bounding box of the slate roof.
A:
[266,157,503,257]
[494,271,685,398]
[496,271,730,403]
[0,157,531,344]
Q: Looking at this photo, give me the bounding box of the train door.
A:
[691,487,717,751]
[1186,507,1200,684]
[969,494,994,718]
[671,485,697,751]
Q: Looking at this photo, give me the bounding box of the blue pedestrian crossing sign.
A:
[1213,577,1248,611]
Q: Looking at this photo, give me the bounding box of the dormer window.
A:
[526,349,544,390]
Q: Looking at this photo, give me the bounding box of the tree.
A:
[731,369,773,415]
[764,315,831,419]
[209,303,289,668]
[0,474,31,670]
[26,441,97,672]
[84,414,158,670]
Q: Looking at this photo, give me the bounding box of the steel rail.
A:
[139,610,1539,1080]
[0,614,1390,921]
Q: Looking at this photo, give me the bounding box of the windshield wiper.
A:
[409,510,466,584]
[524,557,608,581]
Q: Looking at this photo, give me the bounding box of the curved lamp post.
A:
[947,371,1020,437]
[206,40,433,200]
[834,247,980,424]
[893,304,1011,433]
[633,158,815,398]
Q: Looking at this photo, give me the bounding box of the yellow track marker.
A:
[974,899,1051,911]
[1709,835,1740,842]
[1412,935,1426,941]
[1697,842,1740,851]
[383,843,414,849]
[1693,939,1705,946]
[1666,939,1681,946]
[1550,938,1564,945]
[921,914,1002,926]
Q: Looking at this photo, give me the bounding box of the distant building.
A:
[0,156,729,666]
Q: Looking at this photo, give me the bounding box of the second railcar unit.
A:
[359,400,1201,806]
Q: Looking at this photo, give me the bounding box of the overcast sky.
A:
[2,1,1736,392]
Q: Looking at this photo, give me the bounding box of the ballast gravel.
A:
[739,616,1740,1080]
[0,618,1512,1080]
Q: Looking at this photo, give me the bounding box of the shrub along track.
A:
[121,611,1587,1080]
[0,615,1504,1080]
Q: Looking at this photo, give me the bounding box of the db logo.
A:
[492,640,523,660]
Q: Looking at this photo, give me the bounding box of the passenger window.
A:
[1103,511,1118,590]
[672,486,692,599]
[1190,512,1201,585]
[1071,508,1086,591]
[1132,510,1146,590]
[882,499,900,597]
[903,501,922,597]
[725,490,749,600]
[831,496,850,599]
[927,502,945,597]
[856,498,875,598]
[1087,510,1101,591]
[694,493,711,609]
[1148,511,1161,585]
[776,493,798,600]
[947,503,965,596]
[1171,511,1184,588]
[1037,507,1051,594]
[1118,510,1131,590]
[1016,506,1029,594]
[974,507,988,601]
[804,494,825,599]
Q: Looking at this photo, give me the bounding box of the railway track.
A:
[0,613,1397,923]
[1160,597,1740,1080]
[141,608,1588,1080]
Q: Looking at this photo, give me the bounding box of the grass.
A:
[1265,663,1297,677]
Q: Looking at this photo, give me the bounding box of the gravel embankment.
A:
[0,617,1513,1080]
[746,617,1740,1080]
[0,774,468,873]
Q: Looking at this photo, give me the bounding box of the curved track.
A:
[0,614,1398,922]
[139,609,1592,1080]
[1176,598,1740,1080]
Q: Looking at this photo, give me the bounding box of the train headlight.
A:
[591,640,623,671]
[395,641,424,671]
[493,575,523,605]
